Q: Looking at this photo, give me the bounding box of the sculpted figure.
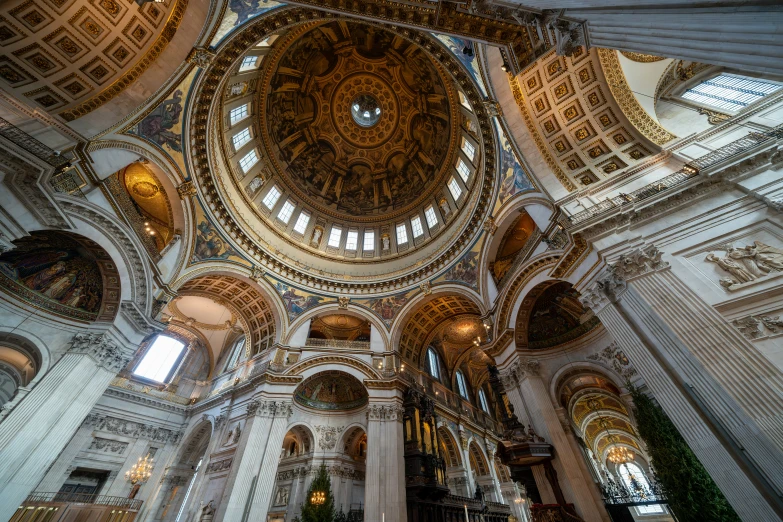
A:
[706,253,756,284]
[726,245,768,278]
[749,241,783,271]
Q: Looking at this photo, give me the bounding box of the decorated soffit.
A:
[515,281,599,351]
[571,393,629,428]
[309,314,370,341]
[187,9,496,293]
[293,370,368,411]
[119,162,175,247]
[490,211,536,283]
[558,372,621,408]
[585,415,638,451]
[510,47,670,192]
[0,0,185,121]
[428,315,492,373]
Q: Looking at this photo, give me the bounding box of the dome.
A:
[293,370,368,411]
[198,17,493,290]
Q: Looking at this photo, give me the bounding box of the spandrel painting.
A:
[190,204,248,266]
[434,35,487,97]
[269,277,329,320]
[494,119,534,208]
[359,290,415,327]
[210,0,285,45]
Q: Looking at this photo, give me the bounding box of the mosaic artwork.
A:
[294,371,368,411]
[441,250,479,289]
[136,89,183,152]
[190,204,247,265]
[210,0,285,45]
[272,279,326,320]
[0,232,104,318]
[434,34,487,96]
[362,292,412,326]
[495,119,533,206]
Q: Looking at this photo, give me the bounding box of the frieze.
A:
[68,333,132,374]
[83,413,184,444]
[366,404,405,421]
[733,314,783,340]
[246,400,293,418]
[89,437,129,454]
[610,245,669,281]
[206,458,232,474]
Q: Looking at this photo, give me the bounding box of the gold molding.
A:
[508,74,577,192]
[620,51,664,63]
[57,0,189,122]
[597,49,676,146]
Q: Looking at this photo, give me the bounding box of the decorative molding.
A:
[366,403,404,421]
[550,233,590,279]
[205,458,232,474]
[68,333,132,373]
[499,359,540,389]
[597,49,676,146]
[619,52,665,63]
[89,437,129,454]
[610,245,669,281]
[83,413,184,444]
[246,400,293,418]
[186,47,215,68]
[586,342,637,379]
[733,314,783,340]
[315,425,345,450]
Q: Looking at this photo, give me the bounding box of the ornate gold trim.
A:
[508,74,576,192]
[620,51,664,63]
[597,49,676,146]
[57,0,189,122]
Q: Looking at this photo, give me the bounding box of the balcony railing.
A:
[10,492,142,522]
[0,117,70,169]
[305,338,371,350]
[566,125,783,227]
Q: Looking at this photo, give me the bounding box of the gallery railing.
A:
[0,117,70,169]
[600,478,668,506]
[10,492,143,522]
[304,338,371,350]
[566,124,783,228]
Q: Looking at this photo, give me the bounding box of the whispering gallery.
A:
[1,1,783,522]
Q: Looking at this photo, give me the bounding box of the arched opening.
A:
[115,162,176,251]
[514,281,599,351]
[294,371,369,412]
[0,231,121,322]
[489,211,537,285]
[307,314,371,348]
[0,335,41,408]
[438,426,470,497]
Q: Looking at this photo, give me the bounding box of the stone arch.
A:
[292,370,369,412]
[468,440,490,477]
[0,331,47,407]
[283,423,315,457]
[284,304,389,350]
[175,418,213,467]
[285,354,381,381]
[341,424,368,460]
[437,425,463,467]
[0,230,121,323]
[172,271,283,357]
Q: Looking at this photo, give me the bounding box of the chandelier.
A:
[310,491,326,505]
[125,454,154,485]
[607,445,634,464]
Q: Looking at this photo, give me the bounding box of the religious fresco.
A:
[359,290,415,327]
[434,34,487,96]
[0,232,111,321]
[267,276,330,320]
[438,241,481,289]
[494,119,534,208]
[262,22,458,217]
[490,212,536,283]
[126,70,195,177]
[293,371,368,411]
[190,204,248,266]
[210,0,285,45]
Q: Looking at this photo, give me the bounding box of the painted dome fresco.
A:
[195,15,494,290]
[294,371,368,411]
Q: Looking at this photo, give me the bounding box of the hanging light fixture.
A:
[310,490,326,505]
[607,445,634,464]
[587,397,635,465]
[125,454,154,485]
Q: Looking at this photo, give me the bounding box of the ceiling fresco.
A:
[294,370,369,411]
[260,21,458,219]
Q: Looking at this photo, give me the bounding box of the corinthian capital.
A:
[500,358,540,389]
[68,333,132,373]
[611,245,669,281]
[248,400,293,418]
[366,403,404,421]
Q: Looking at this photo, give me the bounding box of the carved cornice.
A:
[366,403,405,421]
[597,49,676,146]
[247,400,293,419]
[68,333,132,374]
[550,233,590,279]
[103,386,188,413]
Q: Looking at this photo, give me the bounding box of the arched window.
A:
[618,462,664,514]
[134,335,185,383]
[682,73,781,112]
[427,347,440,380]
[456,370,469,400]
[225,336,246,371]
[478,388,490,413]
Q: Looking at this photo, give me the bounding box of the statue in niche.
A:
[707,241,783,290]
[274,486,290,506]
[381,234,390,251]
[199,500,214,522]
[232,423,242,444]
[311,227,323,247]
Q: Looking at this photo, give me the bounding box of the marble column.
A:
[0,333,132,521]
[365,402,406,522]
[218,400,292,522]
[502,362,607,522]
[457,426,476,495]
[35,422,94,491]
[580,245,783,520]
[248,402,293,514]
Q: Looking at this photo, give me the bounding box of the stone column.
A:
[248,401,293,514]
[580,245,783,520]
[218,400,292,522]
[502,361,607,522]
[457,426,476,494]
[35,422,94,491]
[365,402,406,522]
[0,333,132,521]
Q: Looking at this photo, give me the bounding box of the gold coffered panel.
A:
[0,0,185,120]
[511,47,665,191]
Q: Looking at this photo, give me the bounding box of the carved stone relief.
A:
[89,437,129,454]
[83,413,183,444]
[733,314,783,340]
[586,342,637,379]
[706,241,783,291]
[315,425,345,450]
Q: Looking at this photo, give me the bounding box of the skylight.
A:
[425,206,438,228]
[262,186,281,209]
[328,226,342,248]
[411,216,423,238]
[363,230,375,251]
[277,200,295,224]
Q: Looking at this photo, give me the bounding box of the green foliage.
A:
[300,464,336,522]
[629,387,741,522]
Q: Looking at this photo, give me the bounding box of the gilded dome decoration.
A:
[293,371,369,411]
[260,21,458,219]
